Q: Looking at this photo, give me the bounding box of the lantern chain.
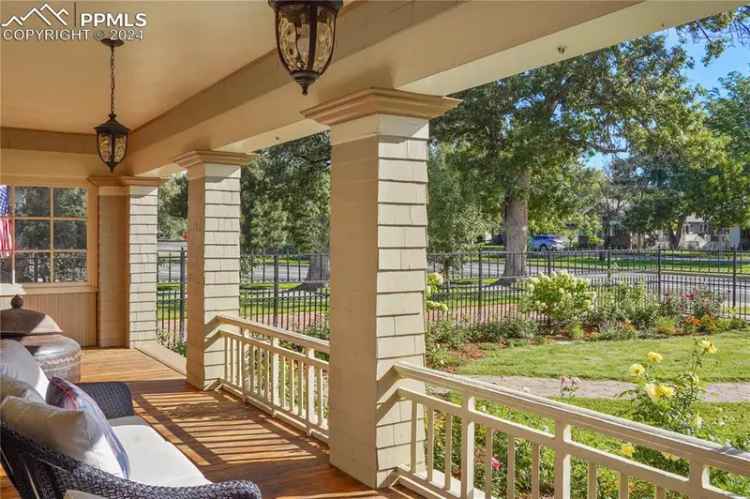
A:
[110,43,116,116]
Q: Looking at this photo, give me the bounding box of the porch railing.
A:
[213,314,330,442]
[210,315,749,498]
[393,362,750,499]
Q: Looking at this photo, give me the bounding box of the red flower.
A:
[491,456,502,471]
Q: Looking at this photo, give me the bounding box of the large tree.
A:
[433,35,692,275]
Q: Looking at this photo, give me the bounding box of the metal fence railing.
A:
[157,248,750,349]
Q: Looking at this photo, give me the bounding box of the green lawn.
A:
[458,330,750,381]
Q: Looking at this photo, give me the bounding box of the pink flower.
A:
[491,456,502,471]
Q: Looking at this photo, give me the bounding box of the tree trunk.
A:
[502,169,530,280]
[668,219,685,250]
[297,253,330,291]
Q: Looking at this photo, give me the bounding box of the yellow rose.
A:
[645,383,659,401]
[661,452,680,462]
[628,363,645,378]
[621,443,635,458]
[656,384,675,399]
[699,339,718,354]
[647,352,663,364]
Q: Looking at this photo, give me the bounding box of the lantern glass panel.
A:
[114,135,127,163]
[97,133,112,163]
[313,6,335,72]
[278,4,310,71]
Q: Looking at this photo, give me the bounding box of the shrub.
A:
[567,321,585,340]
[654,316,678,336]
[470,318,539,342]
[620,339,748,495]
[425,272,448,313]
[592,283,660,329]
[520,272,595,327]
[596,320,638,341]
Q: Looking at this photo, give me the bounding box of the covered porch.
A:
[2,1,749,498]
[1,347,417,499]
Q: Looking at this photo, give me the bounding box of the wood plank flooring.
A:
[1,348,420,499]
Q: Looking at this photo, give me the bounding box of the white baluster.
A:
[460,396,476,499]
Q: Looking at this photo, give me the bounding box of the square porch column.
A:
[90,176,161,348]
[174,151,251,390]
[303,89,459,487]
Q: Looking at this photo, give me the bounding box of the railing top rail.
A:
[212,314,330,354]
[394,362,750,475]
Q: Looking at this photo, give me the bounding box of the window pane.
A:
[15,252,51,283]
[0,256,10,283]
[15,220,50,250]
[14,187,50,216]
[54,252,87,282]
[54,220,86,250]
[54,188,87,217]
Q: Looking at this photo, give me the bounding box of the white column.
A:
[90,176,160,348]
[127,183,159,347]
[174,151,251,390]
[303,88,459,487]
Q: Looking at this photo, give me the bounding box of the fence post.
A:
[657,247,662,300]
[546,250,553,275]
[178,247,186,339]
[732,249,738,309]
[607,248,612,279]
[273,253,280,327]
[477,247,483,323]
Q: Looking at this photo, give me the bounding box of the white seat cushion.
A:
[0,339,49,398]
[110,416,210,487]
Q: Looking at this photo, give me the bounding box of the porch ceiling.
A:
[0,1,276,134]
[1,1,743,179]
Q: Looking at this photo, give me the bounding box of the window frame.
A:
[2,183,92,288]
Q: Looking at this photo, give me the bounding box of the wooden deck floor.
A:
[1,348,420,499]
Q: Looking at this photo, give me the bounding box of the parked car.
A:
[530,234,567,251]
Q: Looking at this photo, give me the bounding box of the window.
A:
[0,185,88,284]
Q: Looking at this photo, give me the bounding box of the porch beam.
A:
[174,150,252,389]
[303,88,459,487]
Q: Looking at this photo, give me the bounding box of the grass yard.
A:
[457,330,750,381]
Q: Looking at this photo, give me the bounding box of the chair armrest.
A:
[77,382,135,419]
[71,480,262,499]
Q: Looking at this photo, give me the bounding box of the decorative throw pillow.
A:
[0,339,49,399]
[46,377,130,478]
[0,374,45,404]
[0,396,126,478]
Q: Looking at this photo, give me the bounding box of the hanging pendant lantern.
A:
[95,38,129,172]
[268,0,343,95]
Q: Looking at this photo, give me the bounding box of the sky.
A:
[586,27,749,170]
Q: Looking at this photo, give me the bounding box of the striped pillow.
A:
[46,377,130,478]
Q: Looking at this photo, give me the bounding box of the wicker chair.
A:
[0,382,261,499]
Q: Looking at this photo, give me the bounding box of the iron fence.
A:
[157,248,750,347]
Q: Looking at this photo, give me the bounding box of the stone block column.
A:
[303,88,459,487]
[90,177,160,348]
[174,151,251,390]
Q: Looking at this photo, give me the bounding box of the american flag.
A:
[0,185,13,258]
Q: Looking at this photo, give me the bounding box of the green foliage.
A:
[427,145,493,253]
[675,7,750,64]
[425,272,448,312]
[618,339,748,494]
[520,272,595,326]
[158,174,187,240]
[591,283,661,330]
[241,133,330,253]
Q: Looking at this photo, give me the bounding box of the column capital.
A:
[302,88,460,127]
[173,150,255,170]
[88,176,162,196]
